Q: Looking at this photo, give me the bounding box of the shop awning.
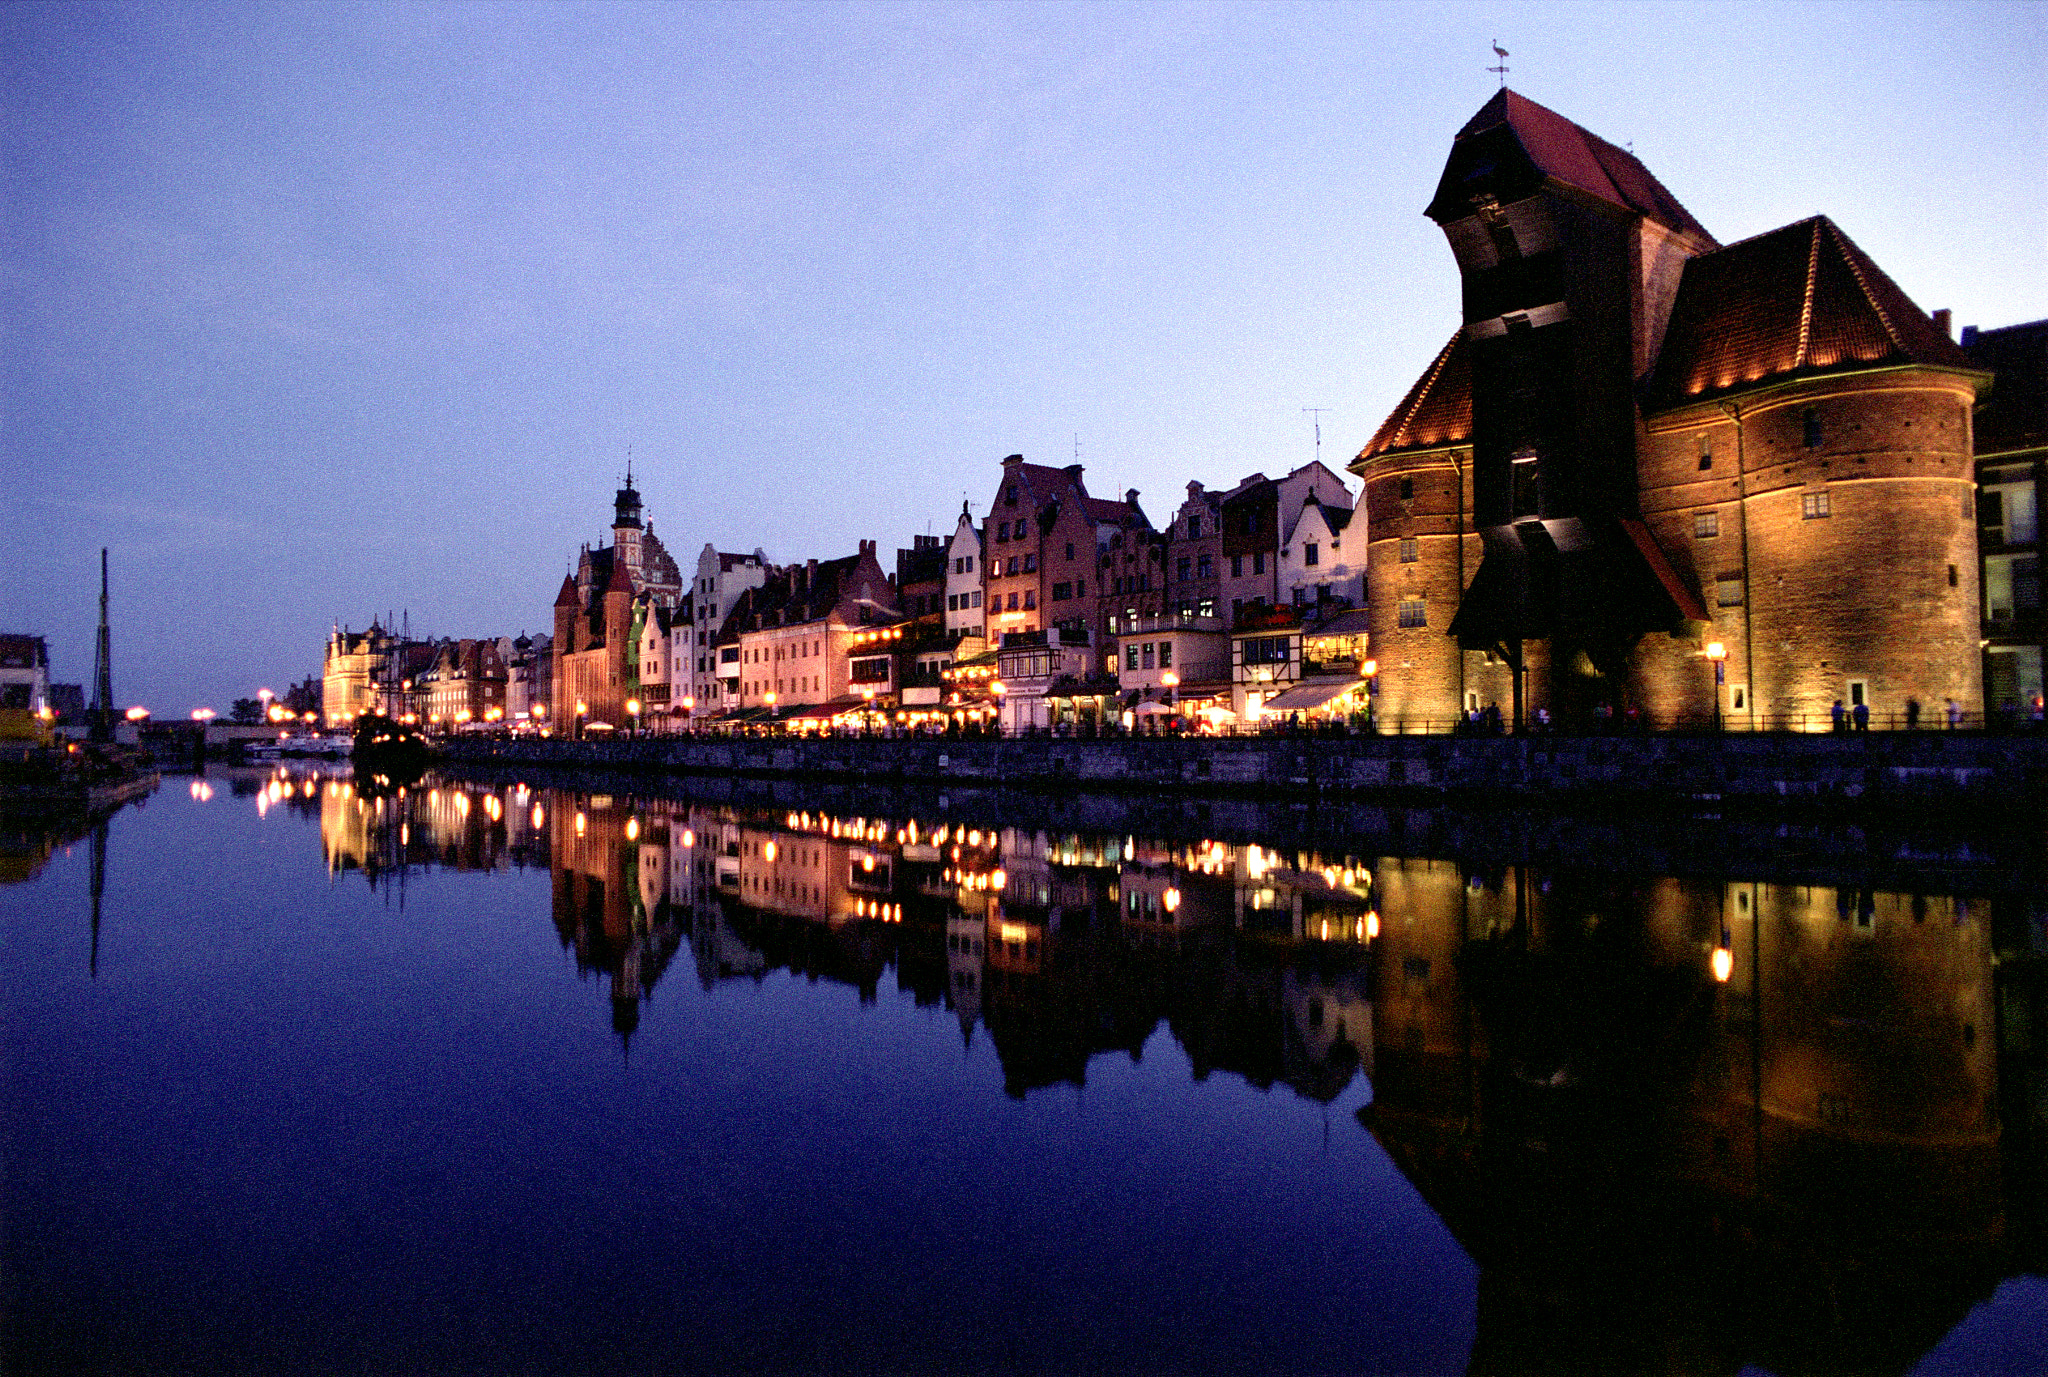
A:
[1260,679,1364,713]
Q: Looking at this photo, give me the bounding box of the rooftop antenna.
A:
[1302,408,1330,467]
[1074,433,1082,462]
[1488,40,1510,88]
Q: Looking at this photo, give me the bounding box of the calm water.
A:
[3,765,2044,1377]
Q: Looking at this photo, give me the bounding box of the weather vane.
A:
[1488,40,1510,88]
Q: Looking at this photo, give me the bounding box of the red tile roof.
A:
[1429,90,1715,245]
[1645,216,1979,410]
[1356,329,1473,462]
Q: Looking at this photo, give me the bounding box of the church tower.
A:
[613,463,644,582]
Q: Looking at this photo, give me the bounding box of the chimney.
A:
[1187,480,1204,499]
[1125,488,1139,505]
[1961,324,1979,346]
[1064,463,1084,480]
[1002,454,1024,468]
[807,558,818,584]
[1933,308,1952,340]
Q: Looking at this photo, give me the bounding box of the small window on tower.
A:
[1698,435,1713,471]
[1399,538,1419,563]
[1716,575,1744,607]
[1399,478,1414,501]
[1695,511,1719,539]
[1803,491,1831,520]
[1803,409,1824,449]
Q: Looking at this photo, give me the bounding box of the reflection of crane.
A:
[89,819,107,977]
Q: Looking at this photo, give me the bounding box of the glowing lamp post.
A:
[1161,669,1180,730]
[625,698,641,739]
[575,699,587,741]
[1704,642,1727,732]
[764,691,777,731]
[680,696,694,734]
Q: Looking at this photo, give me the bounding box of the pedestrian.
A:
[1905,698,1921,731]
[1852,700,1869,732]
[1946,697,1962,729]
[1831,699,1845,733]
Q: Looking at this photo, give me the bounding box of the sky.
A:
[3,0,2043,715]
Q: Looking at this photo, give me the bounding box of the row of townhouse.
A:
[553,445,1376,735]
[323,625,551,731]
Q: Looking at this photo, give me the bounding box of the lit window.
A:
[1802,491,1831,520]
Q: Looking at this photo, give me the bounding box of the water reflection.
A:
[287,768,2047,1373]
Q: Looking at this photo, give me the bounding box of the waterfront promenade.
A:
[439,729,2048,812]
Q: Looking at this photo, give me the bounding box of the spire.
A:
[555,572,580,609]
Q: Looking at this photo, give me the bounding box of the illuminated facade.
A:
[1352,90,1985,729]
[552,476,686,733]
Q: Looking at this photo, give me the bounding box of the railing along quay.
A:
[435,729,2048,814]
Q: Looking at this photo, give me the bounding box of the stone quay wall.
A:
[436,731,2048,813]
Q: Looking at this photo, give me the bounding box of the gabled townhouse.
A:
[1278,492,1365,610]
[1164,482,1225,622]
[720,542,902,720]
[943,503,986,645]
[1218,462,1356,626]
[687,544,769,722]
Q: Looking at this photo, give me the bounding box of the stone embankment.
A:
[438,732,2048,813]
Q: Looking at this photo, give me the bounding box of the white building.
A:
[1279,492,1365,610]
[943,503,985,645]
[687,545,769,725]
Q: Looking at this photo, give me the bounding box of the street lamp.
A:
[680,695,694,734]
[1704,642,1727,732]
[626,698,641,738]
[764,690,777,731]
[1361,659,1379,731]
[575,699,587,741]
[1161,670,1179,732]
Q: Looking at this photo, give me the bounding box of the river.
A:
[3,763,2043,1375]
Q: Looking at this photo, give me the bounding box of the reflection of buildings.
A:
[318,773,545,884]
[1359,861,2037,1377]
[549,794,686,1046]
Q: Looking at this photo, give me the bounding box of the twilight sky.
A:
[4,0,2043,715]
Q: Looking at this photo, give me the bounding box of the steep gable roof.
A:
[1356,329,1473,463]
[1428,90,1714,244]
[554,573,581,609]
[1645,216,1981,411]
